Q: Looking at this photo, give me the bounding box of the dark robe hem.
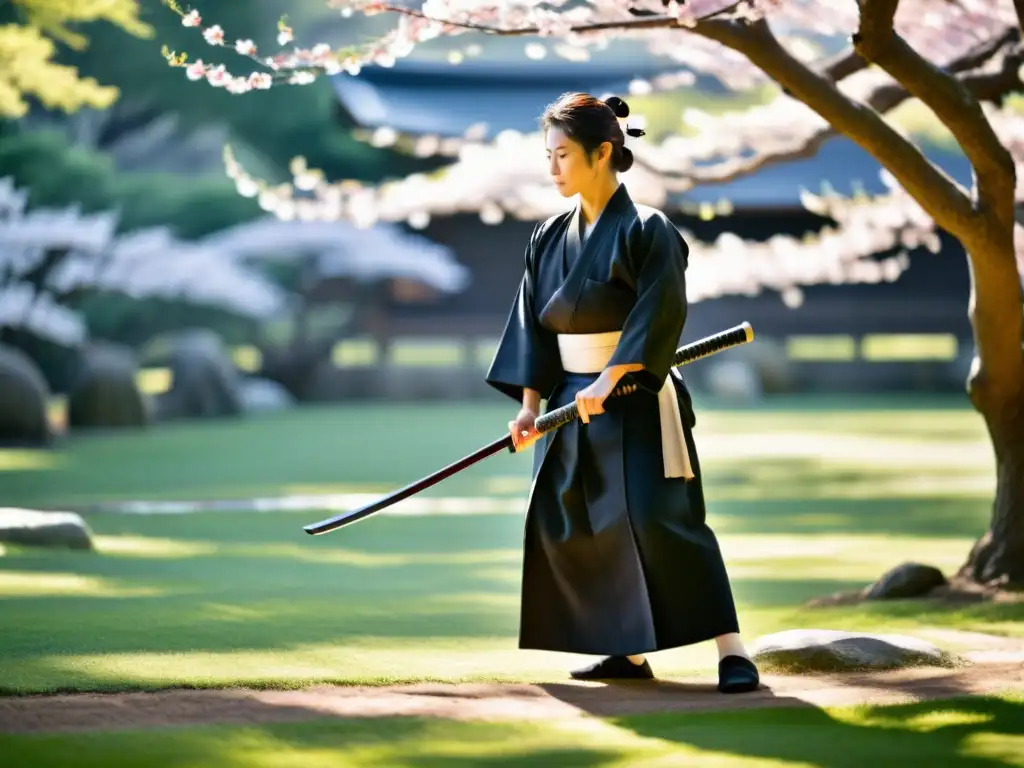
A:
[517,622,743,657]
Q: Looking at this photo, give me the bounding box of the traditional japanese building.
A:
[328,57,977,396]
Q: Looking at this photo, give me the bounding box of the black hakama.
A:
[486,183,740,657]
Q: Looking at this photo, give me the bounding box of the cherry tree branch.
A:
[854,0,1017,228]
[355,24,1019,196]
[659,28,1023,189]
[966,50,1024,105]
[364,2,745,36]
[1015,0,1024,36]
[821,47,867,81]
[689,15,976,239]
[853,1,1023,408]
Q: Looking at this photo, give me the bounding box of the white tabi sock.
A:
[626,655,647,665]
[715,633,750,661]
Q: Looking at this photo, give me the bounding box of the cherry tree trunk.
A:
[959,397,1024,587]
[957,231,1024,589]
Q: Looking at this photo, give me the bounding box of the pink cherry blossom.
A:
[225,77,251,94]
[202,24,224,46]
[184,60,208,81]
[248,72,273,89]
[164,0,1023,297]
[205,64,231,87]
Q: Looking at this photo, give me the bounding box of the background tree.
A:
[162,0,1024,592]
[0,175,286,388]
[0,0,151,118]
[1,0,446,243]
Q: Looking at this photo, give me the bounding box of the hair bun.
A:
[603,95,630,119]
[618,147,635,173]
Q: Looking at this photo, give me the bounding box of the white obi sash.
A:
[556,331,695,480]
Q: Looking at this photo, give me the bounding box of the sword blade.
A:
[303,434,514,535]
[303,321,755,536]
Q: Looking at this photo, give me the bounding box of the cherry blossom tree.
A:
[0,176,286,349]
[159,0,1024,592]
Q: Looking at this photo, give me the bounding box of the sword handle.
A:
[534,321,754,435]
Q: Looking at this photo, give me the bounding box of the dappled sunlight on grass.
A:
[0,571,164,598]
[0,717,689,768]
[697,431,992,468]
[2,588,1022,693]
[706,469,993,501]
[730,561,919,582]
[805,601,1024,641]
[721,534,973,581]
[21,630,802,691]
[469,566,523,587]
[694,407,989,438]
[962,732,1024,764]
[95,535,219,559]
[423,591,521,610]
[607,695,1024,767]
[707,496,992,538]
[1,400,1022,765]
[844,707,995,732]
[483,475,533,495]
[0,450,60,472]
[0,399,990,509]
[24,638,559,691]
[227,543,523,568]
[0,399,1017,695]
[197,603,272,623]
[282,483,394,496]
[720,533,964,561]
[3,501,1021,693]
[94,534,524,568]
[3,695,1023,767]
[697,428,994,503]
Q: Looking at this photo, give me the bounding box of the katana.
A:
[303,321,755,536]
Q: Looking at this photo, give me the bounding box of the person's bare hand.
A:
[574,371,617,424]
[510,407,541,452]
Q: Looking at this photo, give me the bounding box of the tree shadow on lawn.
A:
[79,491,996,544]
[0,715,635,767]
[539,679,1024,768]
[5,521,1022,667]
[0,568,869,658]
[5,688,1020,768]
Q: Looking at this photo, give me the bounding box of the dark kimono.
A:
[486,183,740,656]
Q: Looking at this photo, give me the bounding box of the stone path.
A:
[2,652,1022,735]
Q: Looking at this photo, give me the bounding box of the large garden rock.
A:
[67,342,151,431]
[148,330,243,421]
[239,377,295,413]
[864,563,948,600]
[704,359,762,401]
[0,344,52,446]
[0,508,94,550]
[702,336,795,400]
[751,629,962,673]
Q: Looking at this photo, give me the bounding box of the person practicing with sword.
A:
[485,92,760,694]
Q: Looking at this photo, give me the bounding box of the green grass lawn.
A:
[1,396,1021,765]
[0,395,1017,694]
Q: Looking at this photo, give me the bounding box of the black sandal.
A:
[718,655,760,693]
[570,656,655,681]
